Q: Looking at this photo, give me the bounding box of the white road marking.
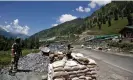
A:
[103,60,133,74]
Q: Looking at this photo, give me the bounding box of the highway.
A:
[75,48,133,80]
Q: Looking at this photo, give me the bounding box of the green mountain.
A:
[31,1,133,40]
[31,18,84,38]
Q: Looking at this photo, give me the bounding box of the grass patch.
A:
[0,51,11,67]
[90,17,128,35]
[0,49,40,67]
[22,49,40,56]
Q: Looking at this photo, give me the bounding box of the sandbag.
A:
[58,55,64,59]
[65,60,78,67]
[87,65,96,68]
[71,53,89,65]
[64,66,73,71]
[91,74,97,79]
[69,74,78,78]
[88,58,97,65]
[67,71,76,75]
[71,77,79,80]
[85,77,92,80]
[76,73,85,76]
[90,71,97,75]
[54,77,65,80]
[71,66,80,71]
[52,60,65,68]
[79,65,86,70]
[53,71,68,78]
[79,76,86,79]
[71,53,84,59]
[49,51,97,80]
[57,51,63,55]
[75,53,84,57]
[49,54,54,58]
[54,67,64,72]
[85,74,92,77]
[82,68,89,72]
[89,68,96,71]
[85,72,92,75]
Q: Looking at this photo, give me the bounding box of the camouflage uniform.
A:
[66,44,72,59]
[11,38,22,72]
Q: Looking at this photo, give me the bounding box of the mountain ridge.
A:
[0,27,29,39]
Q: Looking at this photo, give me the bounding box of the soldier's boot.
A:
[12,65,16,72]
[9,59,14,72]
[12,61,17,72]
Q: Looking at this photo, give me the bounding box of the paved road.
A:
[74,48,133,80]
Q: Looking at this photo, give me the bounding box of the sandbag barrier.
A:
[48,52,97,80]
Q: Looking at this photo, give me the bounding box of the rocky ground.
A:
[1,45,133,80]
[0,52,49,80]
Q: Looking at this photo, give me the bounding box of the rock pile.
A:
[48,53,97,80]
[18,52,49,72]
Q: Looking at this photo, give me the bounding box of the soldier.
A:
[66,44,73,59]
[11,37,22,72]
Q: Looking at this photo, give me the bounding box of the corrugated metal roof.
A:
[125,26,133,29]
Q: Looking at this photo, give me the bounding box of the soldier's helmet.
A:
[15,37,21,43]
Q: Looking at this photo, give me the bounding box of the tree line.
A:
[0,35,39,51]
[82,1,133,31]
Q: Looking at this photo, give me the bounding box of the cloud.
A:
[52,24,58,27]
[58,14,77,23]
[89,0,112,7]
[84,8,91,12]
[0,25,11,32]
[14,19,19,25]
[5,21,7,24]
[88,1,96,8]
[95,0,112,6]
[76,6,91,13]
[52,14,77,27]
[76,6,84,12]
[0,19,30,35]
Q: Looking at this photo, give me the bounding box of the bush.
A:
[108,42,133,51]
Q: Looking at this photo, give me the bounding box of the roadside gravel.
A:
[0,52,49,80]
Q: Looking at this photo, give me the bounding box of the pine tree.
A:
[97,21,102,30]
[108,15,111,27]
[103,15,106,24]
[127,13,133,26]
[114,8,119,20]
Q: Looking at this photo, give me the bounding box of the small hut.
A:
[119,26,133,42]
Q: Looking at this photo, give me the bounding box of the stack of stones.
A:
[48,53,97,80]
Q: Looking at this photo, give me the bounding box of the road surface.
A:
[74,48,133,80]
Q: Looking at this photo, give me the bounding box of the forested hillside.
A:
[31,1,133,39]
[31,18,84,38]
[84,1,133,34]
